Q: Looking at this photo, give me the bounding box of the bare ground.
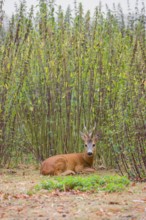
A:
[0,166,146,220]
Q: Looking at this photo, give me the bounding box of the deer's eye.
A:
[93,144,95,147]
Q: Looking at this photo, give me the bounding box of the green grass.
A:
[33,175,130,193]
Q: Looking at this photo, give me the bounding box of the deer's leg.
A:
[54,158,75,176]
[61,170,76,176]
[77,167,96,174]
[83,167,96,173]
[75,165,85,173]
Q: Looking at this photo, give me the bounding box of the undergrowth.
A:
[33,175,130,194]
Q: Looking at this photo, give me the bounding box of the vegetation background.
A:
[0,0,145,179]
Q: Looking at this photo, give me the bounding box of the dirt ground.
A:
[0,166,146,220]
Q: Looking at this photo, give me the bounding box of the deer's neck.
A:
[83,152,94,167]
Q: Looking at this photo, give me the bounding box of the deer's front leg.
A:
[75,165,96,174]
[61,170,76,176]
[80,167,96,174]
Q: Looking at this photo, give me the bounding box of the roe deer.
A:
[40,127,99,175]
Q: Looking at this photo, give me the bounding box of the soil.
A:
[0,166,146,220]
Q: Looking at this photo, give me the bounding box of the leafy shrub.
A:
[34,175,130,193]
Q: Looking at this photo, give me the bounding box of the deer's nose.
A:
[88,152,93,156]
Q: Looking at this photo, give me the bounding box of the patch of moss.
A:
[33,175,130,193]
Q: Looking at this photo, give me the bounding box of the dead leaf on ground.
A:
[96,210,104,216]
[0,213,5,218]
[13,194,29,199]
[17,207,24,212]
[38,214,44,217]
[131,182,136,187]
[57,208,64,213]
[108,201,120,205]
[141,197,146,202]
[134,205,146,213]
[108,207,121,214]
[133,199,145,203]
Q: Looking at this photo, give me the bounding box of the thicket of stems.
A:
[0,0,145,178]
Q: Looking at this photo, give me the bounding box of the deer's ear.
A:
[93,133,100,142]
[80,132,87,141]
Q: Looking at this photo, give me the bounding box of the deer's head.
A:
[80,126,99,157]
